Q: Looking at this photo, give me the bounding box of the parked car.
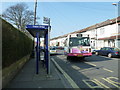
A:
[92,49,97,54]
[50,46,57,55]
[55,46,65,55]
[95,47,120,58]
[50,46,65,55]
[91,47,98,54]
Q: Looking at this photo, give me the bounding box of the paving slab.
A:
[4,57,71,88]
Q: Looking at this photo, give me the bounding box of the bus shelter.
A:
[26,25,50,74]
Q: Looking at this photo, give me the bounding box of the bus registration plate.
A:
[78,55,83,57]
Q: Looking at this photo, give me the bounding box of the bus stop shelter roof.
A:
[26,25,49,38]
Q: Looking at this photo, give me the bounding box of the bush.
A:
[2,18,33,68]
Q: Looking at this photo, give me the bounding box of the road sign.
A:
[26,25,50,38]
[26,25,48,30]
[43,17,50,24]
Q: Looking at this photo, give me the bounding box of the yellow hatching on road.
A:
[84,62,97,67]
[103,68,113,73]
[93,79,110,88]
[102,78,120,88]
[71,65,81,70]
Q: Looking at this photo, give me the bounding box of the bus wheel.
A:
[67,56,70,60]
[80,57,85,60]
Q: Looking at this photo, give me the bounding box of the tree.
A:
[2,3,39,32]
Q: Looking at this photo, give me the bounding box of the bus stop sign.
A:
[26,25,49,38]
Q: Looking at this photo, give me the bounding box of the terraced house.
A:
[50,16,120,50]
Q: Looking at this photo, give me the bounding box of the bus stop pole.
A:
[45,32,49,74]
[48,18,50,74]
[44,35,46,67]
[39,37,40,61]
[36,32,39,74]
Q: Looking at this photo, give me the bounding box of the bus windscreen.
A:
[69,37,90,47]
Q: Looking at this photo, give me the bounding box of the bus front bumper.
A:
[67,53,92,57]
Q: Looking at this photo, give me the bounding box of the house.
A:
[50,16,120,49]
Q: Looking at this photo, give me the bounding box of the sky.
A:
[1,0,120,39]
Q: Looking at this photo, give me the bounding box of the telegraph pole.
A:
[34,0,37,25]
[34,0,39,74]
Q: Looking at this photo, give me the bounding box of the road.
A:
[51,54,120,89]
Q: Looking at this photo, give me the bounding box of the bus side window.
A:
[64,39,67,46]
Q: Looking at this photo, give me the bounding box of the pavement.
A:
[3,56,73,88]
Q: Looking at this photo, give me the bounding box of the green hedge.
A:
[2,18,33,68]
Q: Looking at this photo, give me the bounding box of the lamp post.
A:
[112,3,118,48]
[95,24,98,49]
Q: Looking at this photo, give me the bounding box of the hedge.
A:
[2,18,33,68]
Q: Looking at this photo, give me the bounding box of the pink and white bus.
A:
[64,34,92,60]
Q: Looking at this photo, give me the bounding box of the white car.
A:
[55,46,65,55]
[50,47,57,55]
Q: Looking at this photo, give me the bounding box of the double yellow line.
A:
[51,58,79,88]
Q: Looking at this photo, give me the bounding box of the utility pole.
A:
[34,0,37,25]
[34,0,37,48]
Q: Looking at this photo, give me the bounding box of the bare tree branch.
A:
[2,3,39,32]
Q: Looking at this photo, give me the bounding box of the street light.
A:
[112,3,117,6]
[95,24,99,49]
[112,3,118,48]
